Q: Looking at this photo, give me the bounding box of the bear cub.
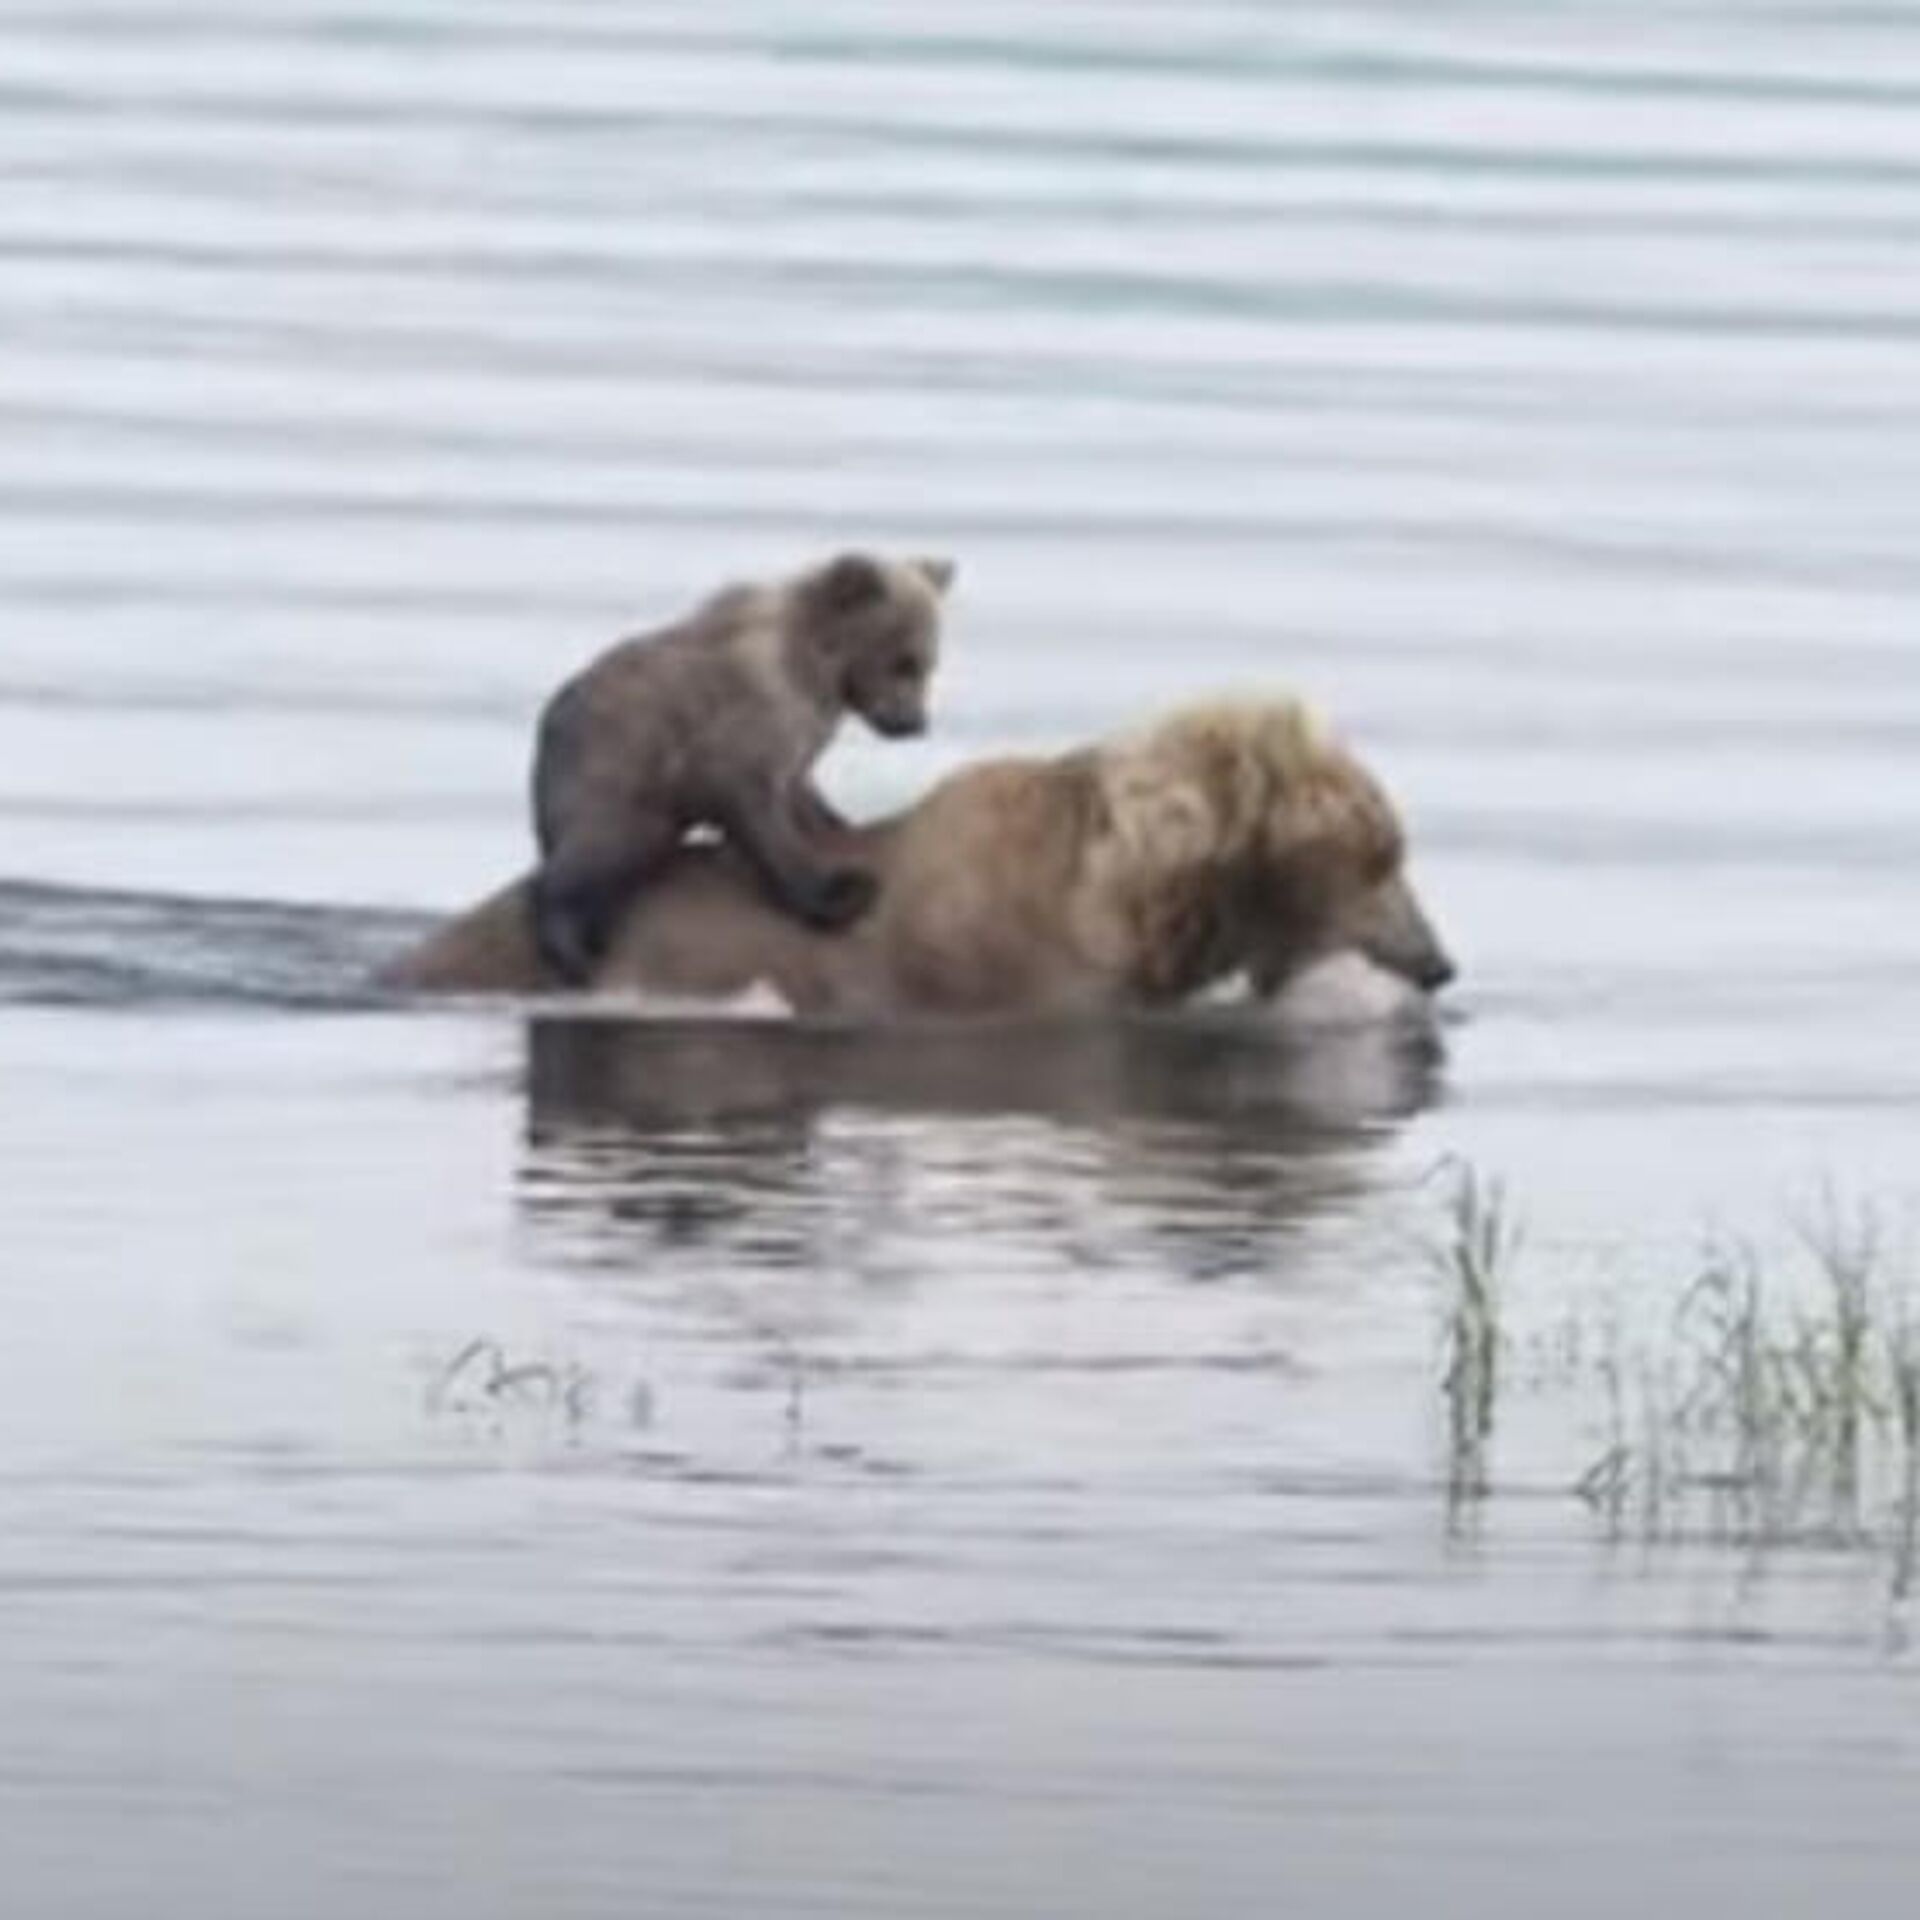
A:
[529,549,954,984]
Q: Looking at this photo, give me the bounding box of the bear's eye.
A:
[891,653,921,682]
[1364,824,1404,885]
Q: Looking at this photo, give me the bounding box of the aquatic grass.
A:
[1889,1302,1920,1602]
[1433,1173,1920,1598]
[1794,1194,1883,1524]
[1648,1199,1900,1549]
[1671,1241,1793,1539]
[1429,1161,1519,1507]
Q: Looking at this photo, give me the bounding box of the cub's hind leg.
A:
[529,810,679,986]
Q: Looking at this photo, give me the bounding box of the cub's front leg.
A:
[720,774,877,930]
[792,778,851,839]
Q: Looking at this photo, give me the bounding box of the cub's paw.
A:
[805,867,881,930]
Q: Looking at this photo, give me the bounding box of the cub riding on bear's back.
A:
[528,549,955,984]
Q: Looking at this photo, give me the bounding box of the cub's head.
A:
[796,551,954,739]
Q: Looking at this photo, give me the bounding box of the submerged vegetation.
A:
[427,1335,604,1438]
[1430,1170,1920,1598]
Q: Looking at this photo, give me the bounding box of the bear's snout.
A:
[1410,942,1456,993]
[1342,872,1454,996]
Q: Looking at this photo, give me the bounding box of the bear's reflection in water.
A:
[517,1009,1442,1286]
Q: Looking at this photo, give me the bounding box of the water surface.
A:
[5,3,1920,1914]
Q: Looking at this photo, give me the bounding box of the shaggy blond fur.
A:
[382,694,1448,1016]
[1074,699,1405,996]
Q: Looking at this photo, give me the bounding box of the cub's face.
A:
[804,552,953,740]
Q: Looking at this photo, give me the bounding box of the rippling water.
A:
[6,3,1920,1914]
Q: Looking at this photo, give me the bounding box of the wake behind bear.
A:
[529,550,955,984]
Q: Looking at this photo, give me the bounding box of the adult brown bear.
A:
[382,695,1453,1015]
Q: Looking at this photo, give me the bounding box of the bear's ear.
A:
[911,555,956,596]
[812,551,888,613]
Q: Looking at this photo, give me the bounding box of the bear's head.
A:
[1093,698,1453,1000]
[796,551,955,740]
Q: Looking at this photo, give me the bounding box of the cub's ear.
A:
[912,555,956,596]
[812,551,888,612]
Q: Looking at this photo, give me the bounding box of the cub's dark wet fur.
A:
[529,550,953,984]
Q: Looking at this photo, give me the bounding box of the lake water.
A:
[5,2,1920,1913]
